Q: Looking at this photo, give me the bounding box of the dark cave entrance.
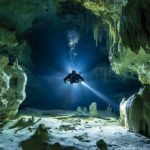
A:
[22,23,108,110]
[20,21,141,112]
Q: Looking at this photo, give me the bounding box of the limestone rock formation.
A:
[0,55,27,122]
[120,86,150,137]
[0,21,28,123]
[89,102,98,117]
[76,106,89,117]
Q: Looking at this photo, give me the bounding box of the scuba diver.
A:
[64,70,84,84]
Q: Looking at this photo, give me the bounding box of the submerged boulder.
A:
[76,106,89,117]
[20,124,76,150]
[120,86,150,137]
[20,124,49,150]
[96,139,108,150]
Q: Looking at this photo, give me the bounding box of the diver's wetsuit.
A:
[64,71,84,84]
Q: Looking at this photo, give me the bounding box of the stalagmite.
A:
[120,86,150,137]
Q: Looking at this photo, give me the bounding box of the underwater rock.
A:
[120,86,150,137]
[89,102,98,117]
[20,123,76,150]
[76,106,89,117]
[96,139,108,150]
[33,124,48,138]
[0,55,27,122]
[20,124,49,150]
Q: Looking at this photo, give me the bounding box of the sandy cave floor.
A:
[0,109,150,150]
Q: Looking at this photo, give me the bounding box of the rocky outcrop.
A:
[20,124,49,150]
[96,139,108,150]
[111,47,150,85]
[89,102,98,117]
[0,11,30,122]
[0,55,27,122]
[0,17,27,123]
[120,86,150,137]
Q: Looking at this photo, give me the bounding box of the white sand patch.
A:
[0,110,150,150]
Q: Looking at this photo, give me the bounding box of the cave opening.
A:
[22,23,107,110]
[20,21,141,113]
[1,1,150,149]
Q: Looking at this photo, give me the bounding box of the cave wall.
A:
[112,0,150,85]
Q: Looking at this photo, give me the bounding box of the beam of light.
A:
[81,82,118,109]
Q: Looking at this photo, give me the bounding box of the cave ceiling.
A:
[0,0,149,84]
